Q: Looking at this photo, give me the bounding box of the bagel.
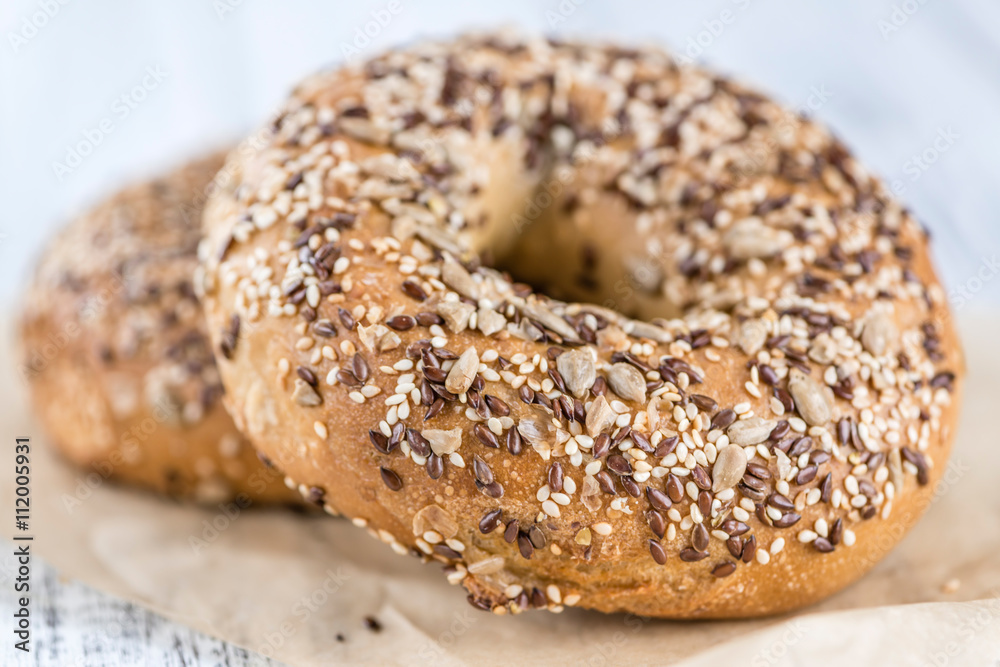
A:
[20,154,297,505]
[198,33,963,617]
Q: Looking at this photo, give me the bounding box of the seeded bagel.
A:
[198,33,963,617]
[20,153,296,505]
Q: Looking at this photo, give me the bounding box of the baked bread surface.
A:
[199,34,963,616]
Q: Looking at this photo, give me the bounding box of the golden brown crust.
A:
[198,33,963,617]
[19,153,297,505]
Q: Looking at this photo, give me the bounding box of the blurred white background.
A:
[2,0,999,308]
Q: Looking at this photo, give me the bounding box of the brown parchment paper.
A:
[3,312,1000,666]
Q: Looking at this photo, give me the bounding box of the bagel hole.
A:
[487,187,684,322]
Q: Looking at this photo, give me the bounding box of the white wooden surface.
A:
[2,1,999,664]
[0,557,284,667]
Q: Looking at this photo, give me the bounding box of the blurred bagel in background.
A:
[20,152,299,506]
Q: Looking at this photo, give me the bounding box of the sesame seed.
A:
[592,522,612,536]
